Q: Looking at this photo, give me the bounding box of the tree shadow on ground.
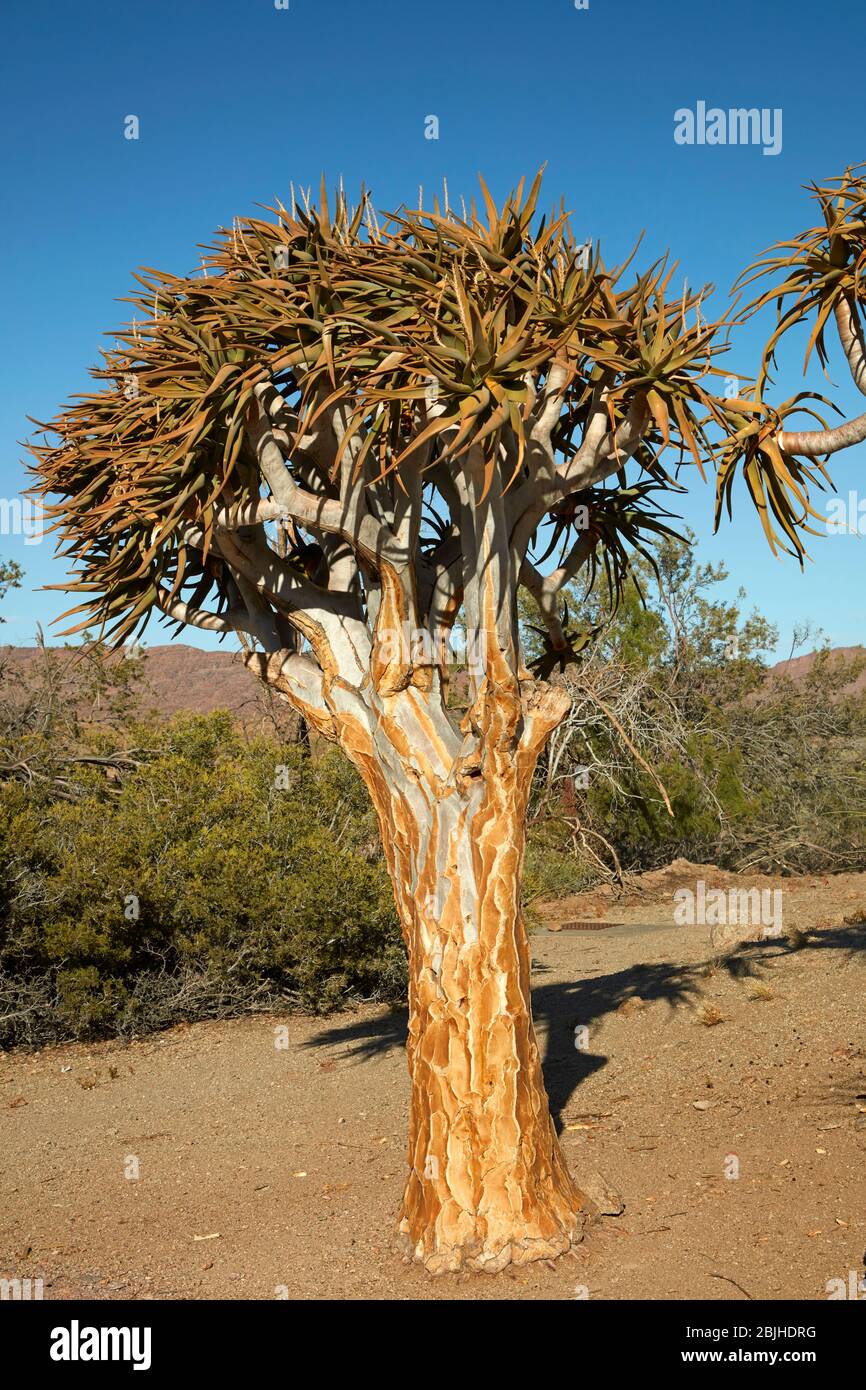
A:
[304,1004,409,1062]
[302,917,866,1132]
[531,960,700,1130]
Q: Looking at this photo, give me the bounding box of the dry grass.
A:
[695,1003,726,1026]
[748,981,775,1002]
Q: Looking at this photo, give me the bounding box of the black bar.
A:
[1,1296,859,1374]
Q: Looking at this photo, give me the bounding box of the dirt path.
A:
[2,865,865,1300]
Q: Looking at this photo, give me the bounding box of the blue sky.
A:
[1,0,864,655]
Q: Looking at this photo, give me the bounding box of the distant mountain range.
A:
[1,642,299,735]
[3,641,864,724]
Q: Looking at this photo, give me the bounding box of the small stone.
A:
[579,1168,624,1216]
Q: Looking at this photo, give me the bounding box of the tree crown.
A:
[27,170,864,710]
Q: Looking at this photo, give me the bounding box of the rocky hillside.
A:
[1,643,299,736]
[3,641,863,725]
[768,645,866,697]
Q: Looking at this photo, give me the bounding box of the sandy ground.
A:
[2,863,865,1301]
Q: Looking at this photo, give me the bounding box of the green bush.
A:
[523,819,594,915]
[0,713,405,1046]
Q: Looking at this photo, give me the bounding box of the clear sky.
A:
[1,0,864,655]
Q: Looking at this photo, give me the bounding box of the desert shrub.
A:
[0,713,404,1046]
[526,537,866,881]
[523,819,594,914]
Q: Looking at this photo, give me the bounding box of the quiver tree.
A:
[29,168,860,1273]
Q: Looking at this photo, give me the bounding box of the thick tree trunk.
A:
[254,650,588,1272]
[357,699,587,1273]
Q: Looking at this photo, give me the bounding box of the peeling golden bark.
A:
[390,790,587,1274]
[259,654,586,1273]
[356,683,584,1273]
